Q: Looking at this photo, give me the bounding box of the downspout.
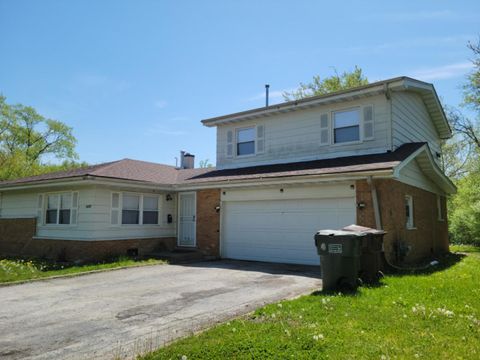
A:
[367,176,382,230]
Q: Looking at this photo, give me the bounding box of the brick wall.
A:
[0,216,175,262]
[22,237,176,262]
[196,189,221,257]
[356,179,449,264]
[0,218,37,256]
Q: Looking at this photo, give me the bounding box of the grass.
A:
[0,256,166,284]
[142,245,480,360]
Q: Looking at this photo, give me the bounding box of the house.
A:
[0,76,455,265]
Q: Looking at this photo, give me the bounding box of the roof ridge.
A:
[114,158,178,169]
[89,159,130,175]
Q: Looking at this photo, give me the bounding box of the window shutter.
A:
[158,196,163,225]
[362,105,374,140]
[71,192,79,225]
[320,113,330,146]
[226,130,233,158]
[111,192,120,225]
[256,125,265,154]
[37,194,44,225]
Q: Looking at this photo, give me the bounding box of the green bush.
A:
[449,170,480,245]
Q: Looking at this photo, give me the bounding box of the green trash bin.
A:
[342,225,386,283]
[314,230,364,291]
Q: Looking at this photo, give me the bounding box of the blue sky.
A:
[0,0,479,166]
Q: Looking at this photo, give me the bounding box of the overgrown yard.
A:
[0,256,166,284]
[143,246,480,360]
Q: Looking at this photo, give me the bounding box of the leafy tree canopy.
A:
[283,66,369,101]
[463,39,480,112]
[0,95,85,180]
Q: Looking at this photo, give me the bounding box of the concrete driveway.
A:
[0,260,321,360]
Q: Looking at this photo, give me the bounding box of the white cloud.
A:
[154,99,168,109]
[409,61,473,81]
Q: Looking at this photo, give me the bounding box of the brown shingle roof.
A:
[179,143,425,184]
[0,143,425,188]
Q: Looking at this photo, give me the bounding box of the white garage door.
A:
[221,193,355,265]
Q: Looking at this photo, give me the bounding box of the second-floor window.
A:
[333,108,360,143]
[237,127,255,156]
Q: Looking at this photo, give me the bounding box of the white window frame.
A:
[114,192,162,226]
[437,195,445,221]
[332,107,361,145]
[235,126,256,157]
[405,195,415,229]
[43,191,78,226]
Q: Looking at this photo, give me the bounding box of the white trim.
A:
[405,194,414,229]
[33,235,174,241]
[393,144,456,194]
[332,106,361,145]
[42,191,78,227]
[177,191,197,247]
[118,192,162,226]
[437,194,445,221]
[235,125,257,158]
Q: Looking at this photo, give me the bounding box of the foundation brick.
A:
[356,179,449,264]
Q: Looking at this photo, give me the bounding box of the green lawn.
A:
[0,256,166,284]
[142,245,480,360]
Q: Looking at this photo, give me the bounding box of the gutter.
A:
[0,176,175,192]
[367,176,383,230]
[0,170,395,192]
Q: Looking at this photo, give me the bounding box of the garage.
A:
[220,183,356,265]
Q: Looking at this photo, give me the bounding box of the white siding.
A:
[0,185,177,240]
[392,91,442,164]
[398,159,442,194]
[216,94,390,169]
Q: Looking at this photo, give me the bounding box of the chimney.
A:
[265,84,270,107]
[179,151,195,169]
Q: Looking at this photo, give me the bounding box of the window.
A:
[45,192,77,225]
[437,195,444,221]
[236,127,255,156]
[333,108,360,143]
[405,195,414,229]
[143,196,159,224]
[122,194,140,224]
[118,193,160,225]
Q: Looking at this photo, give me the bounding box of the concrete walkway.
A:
[0,260,321,359]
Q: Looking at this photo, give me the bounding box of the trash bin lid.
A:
[315,229,366,237]
[342,224,386,235]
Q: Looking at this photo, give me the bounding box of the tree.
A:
[283,66,369,101]
[0,95,81,180]
[448,38,480,245]
[463,39,480,112]
[441,137,473,179]
[446,106,480,150]
[449,167,480,245]
[199,159,213,168]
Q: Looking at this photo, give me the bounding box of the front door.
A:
[178,192,196,247]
